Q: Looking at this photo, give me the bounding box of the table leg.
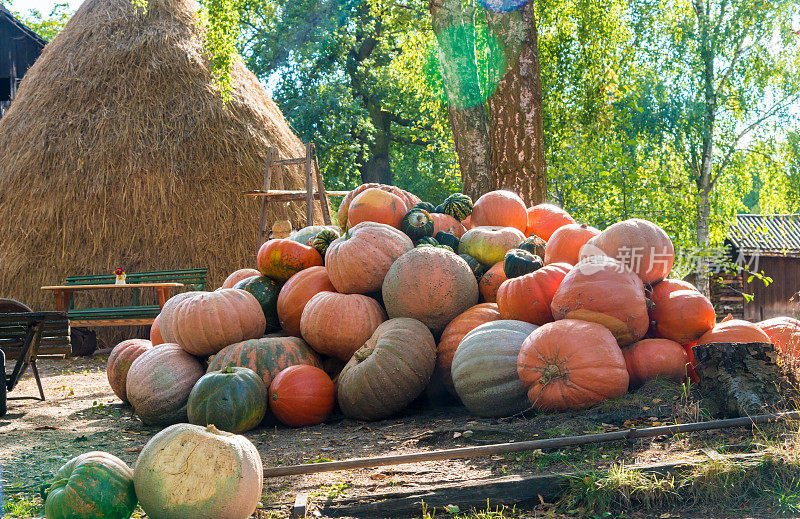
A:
[53,290,72,312]
[156,287,169,308]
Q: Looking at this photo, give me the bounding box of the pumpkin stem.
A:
[224,367,234,374]
[538,362,567,386]
[206,424,221,435]
[355,347,374,362]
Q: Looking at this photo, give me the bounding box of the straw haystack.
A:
[0,0,322,314]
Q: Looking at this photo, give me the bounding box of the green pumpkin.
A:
[435,244,455,253]
[416,236,439,247]
[434,231,460,251]
[441,193,473,221]
[503,249,544,278]
[234,275,281,333]
[292,225,340,246]
[414,201,437,213]
[460,253,488,280]
[312,228,340,257]
[187,367,267,433]
[44,452,136,519]
[401,209,435,241]
[434,203,445,214]
[519,235,547,258]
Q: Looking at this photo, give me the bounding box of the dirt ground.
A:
[0,352,784,518]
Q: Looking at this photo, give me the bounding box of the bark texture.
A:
[486,2,547,206]
[429,0,492,200]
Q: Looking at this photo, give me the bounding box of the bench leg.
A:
[30,361,45,401]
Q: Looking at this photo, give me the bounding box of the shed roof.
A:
[727,214,800,256]
[0,4,47,46]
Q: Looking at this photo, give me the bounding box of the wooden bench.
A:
[0,299,71,414]
[59,269,207,327]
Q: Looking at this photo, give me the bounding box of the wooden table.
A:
[40,283,183,327]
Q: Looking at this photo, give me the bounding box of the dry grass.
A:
[0,0,323,321]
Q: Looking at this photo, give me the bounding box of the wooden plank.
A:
[42,283,183,290]
[312,144,332,225]
[258,147,275,246]
[305,143,314,227]
[274,154,288,221]
[273,157,309,166]
[244,190,350,197]
[69,318,155,327]
[292,492,308,518]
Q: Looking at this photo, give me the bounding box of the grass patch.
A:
[4,492,42,518]
[420,501,527,518]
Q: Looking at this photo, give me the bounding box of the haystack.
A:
[0,0,322,315]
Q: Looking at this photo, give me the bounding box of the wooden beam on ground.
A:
[292,492,308,518]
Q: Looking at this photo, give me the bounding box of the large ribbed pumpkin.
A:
[233,275,281,333]
[544,223,600,265]
[431,213,467,238]
[206,336,322,389]
[517,319,629,411]
[256,239,323,281]
[107,339,153,403]
[551,257,649,346]
[382,247,479,334]
[478,261,507,303]
[150,314,164,346]
[582,218,674,285]
[134,423,263,519]
[187,367,267,433]
[269,365,336,427]
[651,290,716,345]
[497,263,572,325]
[325,222,413,294]
[347,188,409,229]
[622,339,688,388]
[459,226,526,266]
[526,204,575,241]
[159,290,266,357]
[470,190,528,232]
[437,303,502,391]
[300,292,387,360]
[337,183,420,229]
[338,318,436,421]
[276,266,336,337]
[44,452,136,519]
[758,317,800,359]
[220,268,260,289]
[697,319,772,345]
[126,343,205,425]
[451,320,538,417]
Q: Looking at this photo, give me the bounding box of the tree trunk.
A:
[429,0,492,200]
[359,103,393,185]
[485,3,547,206]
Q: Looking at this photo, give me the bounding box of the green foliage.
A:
[197,0,240,100]
[9,2,71,40]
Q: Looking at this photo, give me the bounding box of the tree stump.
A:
[693,342,798,417]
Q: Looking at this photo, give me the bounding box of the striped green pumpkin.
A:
[187,367,267,433]
[312,228,340,257]
[401,209,435,241]
[414,201,437,213]
[441,193,473,221]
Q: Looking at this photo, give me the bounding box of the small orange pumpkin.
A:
[648,279,698,302]
[517,319,629,411]
[431,213,467,238]
[436,303,501,391]
[347,188,408,229]
[651,289,716,345]
[544,223,600,265]
[276,266,336,337]
[470,190,528,232]
[337,183,420,229]
[257,239,323,281]
[758,317,800,359]
[497,263,572,325]
[150,314,164,346]
[478,262,507,303]
[622,338,688,388]
[697,319,772,345]
[526,204,575,240]
[221,268,261,289]
[269,365,335,427]
[107,339,153,403]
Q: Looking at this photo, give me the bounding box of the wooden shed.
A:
[0,4,45,117]
[711,214,800,321]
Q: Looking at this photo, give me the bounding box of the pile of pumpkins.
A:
[45,183,800,519]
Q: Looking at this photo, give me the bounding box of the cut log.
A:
[693,341,799,417]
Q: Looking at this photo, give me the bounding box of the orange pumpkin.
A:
[462,215,472,230]
[581,218,674,285]
[159,290,266,356]
[300,291,387,360]
[269,365,335,427]
[221,268,261,289]
[517,319,629,411]
[150,314,164,346]
[470,190,528,232]
[436,303,501,391]
[497,263,571,325]
[347,188,408,229]
[459,226,527,266]
[648,279,698,302]
[257,239,323,281]
[337,184,420,229]
[431,213,467,238]
[551,257,649,346]
[478,262,507,303]
[382,247,479,334]
[622,338,688,388]
[526,204,576,240]
[544,223,600,265]
[107,339,153,403]
[684,343,699,383]
[697,319,772,345]
[758,317,800,359]
[651,289,715,345]
[276,266,336,337]
[325,222,413,294]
